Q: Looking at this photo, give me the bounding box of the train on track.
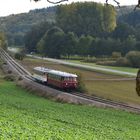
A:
[32,67,78,90]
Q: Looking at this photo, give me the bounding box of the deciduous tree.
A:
[0,32,7,50]
[37,26,65,58]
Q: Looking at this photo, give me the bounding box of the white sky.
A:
[0,0,138,17]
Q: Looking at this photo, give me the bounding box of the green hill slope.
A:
[0,80,140,139]
[116,5,135,18]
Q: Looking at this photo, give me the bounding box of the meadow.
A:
[65,60,138,74]
[21,57,140,105]
[0,79,140,139]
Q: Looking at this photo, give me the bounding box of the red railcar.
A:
[32,67,78,89]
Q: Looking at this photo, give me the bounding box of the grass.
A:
[0,79,140,139]
[20,57,140,105]
[86,81,137,103]
[65,60,138,74]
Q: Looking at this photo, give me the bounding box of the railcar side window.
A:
[70,77,73,81]
[73,77,77,81]
[48,74,61,81]
[64,77,69,81]
[61,77,64,81]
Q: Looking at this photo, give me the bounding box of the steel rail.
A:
[0,48,31,76]
[71,92,140,113]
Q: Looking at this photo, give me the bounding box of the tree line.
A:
[24,2,140,59]
[25,2,116,56]
[25,24,140,59]
[0,7,56,47]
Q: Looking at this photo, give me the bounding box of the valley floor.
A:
[21,57,140,105]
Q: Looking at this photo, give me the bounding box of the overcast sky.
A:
[0,0,138,17]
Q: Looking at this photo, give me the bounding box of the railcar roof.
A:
[33,67,78,77]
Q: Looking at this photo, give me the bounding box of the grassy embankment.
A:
[0,77,140,139]
[20,57,140,105]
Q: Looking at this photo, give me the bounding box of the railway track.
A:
[0,48,31,77]
[0,48,140,114]
[71,92,140,113]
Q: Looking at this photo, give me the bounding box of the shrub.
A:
[76,73,87,93]
[96,61,116,66]
[83,57,96,63]
[126,51,140,68]
[17,76,23,81]
[3,74,16,81]
[115,57,131,67]
[14,53,24,60]
[7,70,12,74]
[112,52,121,59]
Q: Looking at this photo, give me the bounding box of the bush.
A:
[82,57,96,63]
[126,51,140,68]
[7,70,12,74]
[14,53,24,60]
[76,73,87,93]
[3,74,16,81]
[112,52,121,59]
[115,57,131,67]
[17,76,23,81]
[96,61,116,66]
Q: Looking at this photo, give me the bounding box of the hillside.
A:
[0,4,139,47]
[0,7,56,46]
[116,5,135,18]
[118,9,140,27]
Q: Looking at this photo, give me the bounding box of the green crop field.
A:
[0,79,140,139]
[21,58,140,105]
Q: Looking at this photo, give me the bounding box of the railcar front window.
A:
[61,77,64,81]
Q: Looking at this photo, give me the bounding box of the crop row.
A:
[0,81,140,139]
